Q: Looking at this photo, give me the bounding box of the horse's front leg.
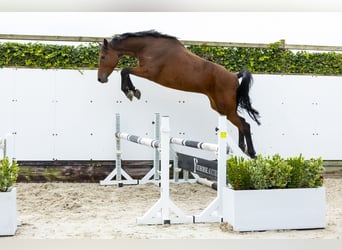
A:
[120,68,141,101]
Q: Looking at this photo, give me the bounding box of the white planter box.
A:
[0,187,17,236]
[222,186,326,232]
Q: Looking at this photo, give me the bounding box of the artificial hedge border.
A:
[0,41,341,75]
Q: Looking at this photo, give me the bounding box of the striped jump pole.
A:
[170,137,218,152]
[115,132,160,149]
[170,135,248,158]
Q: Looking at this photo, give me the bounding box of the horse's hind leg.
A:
[238,128,246,153]
[120,68,141,101]
[227,112,256,158]
[239,116,256,158]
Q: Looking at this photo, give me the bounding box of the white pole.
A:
[154,113,161,180]
[193,115,227,222]
[160,116,171,224]
[115,113,122,183]
[0,137,4,159]
[0,134,15,161]
[217,115,228,217]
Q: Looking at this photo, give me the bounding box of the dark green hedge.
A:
[0,41,341,75]
[189,42,342,75]
[0,42,99,70]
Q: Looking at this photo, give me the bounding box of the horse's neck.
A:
[113,38,148,57]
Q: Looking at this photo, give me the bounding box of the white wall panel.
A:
[0,68,341,160]
[53,70,116,160]
[12,69,55,160]
[250,75,342,159]
[0,69,16,134]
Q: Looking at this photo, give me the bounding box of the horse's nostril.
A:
[98,78,101,82]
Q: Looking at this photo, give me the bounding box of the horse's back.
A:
[142,38,239,98]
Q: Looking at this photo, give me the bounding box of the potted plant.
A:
[223,154,326,231]
[0,156,19,236]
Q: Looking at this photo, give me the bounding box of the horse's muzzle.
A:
[98,76,108,83]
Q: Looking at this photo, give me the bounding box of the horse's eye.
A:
[101,56,105,60]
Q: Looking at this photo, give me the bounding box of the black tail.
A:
[236,69,261,125]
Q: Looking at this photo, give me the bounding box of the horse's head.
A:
[97,39,119,83]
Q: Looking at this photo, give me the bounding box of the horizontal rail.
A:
[115,132,219,152]
[170,137,218,152]
[115,132,160,149]
[183,40,342,52]
[0,34,106,43]
[0,34,341,52]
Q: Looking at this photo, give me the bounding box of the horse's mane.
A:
[111,30,177,44]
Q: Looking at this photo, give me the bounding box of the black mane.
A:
[111,30,177,45]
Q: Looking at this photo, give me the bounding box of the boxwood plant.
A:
[227,154,324,190]
[0,157,19,192]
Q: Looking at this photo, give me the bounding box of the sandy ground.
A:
[10,178,342,239]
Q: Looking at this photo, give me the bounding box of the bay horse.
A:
[97,30,260,158]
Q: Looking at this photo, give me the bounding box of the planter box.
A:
[0,188,17,236]
[222,186,326,232]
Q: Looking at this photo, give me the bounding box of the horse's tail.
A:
[236,69,261,125]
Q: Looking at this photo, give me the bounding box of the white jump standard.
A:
[137,116,193,224]
[100,113,161,186]
[103,114,192,224]
[169,116,230,223]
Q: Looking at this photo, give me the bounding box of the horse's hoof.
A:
[134,89,141,99]
[249,153,257,159]
[239,145,247,153]
[127,91,134,101]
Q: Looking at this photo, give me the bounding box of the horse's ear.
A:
[103,39,108,48]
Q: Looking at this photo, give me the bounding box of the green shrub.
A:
[0,157,19,192]
[287,155,324,188]
[227,156,251,190]
[286,154,305,188]
[249,154,293,189]
[227,154,324,190]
